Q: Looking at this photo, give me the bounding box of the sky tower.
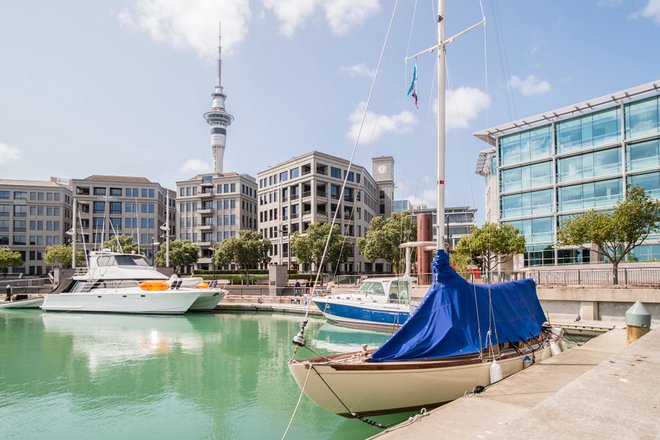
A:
[203,25,233,174]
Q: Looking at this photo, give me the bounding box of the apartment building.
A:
[257,151,394,273]
[175,172,258,270]
[0,178,72,275]
[72,175,175,262]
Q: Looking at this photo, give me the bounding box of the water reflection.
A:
[0,310,406,440]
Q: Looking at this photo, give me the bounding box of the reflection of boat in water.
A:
[42,251,225,314]
[313,322,393,354]
[41,313,212,373]
[312,277,414,330]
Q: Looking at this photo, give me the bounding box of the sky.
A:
[1,0,659,224]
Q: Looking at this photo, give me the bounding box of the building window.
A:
[504,217,553,245]
[556,107,620,154]
[625,96,660,140]
[290,168,299,179]
[500,161,552,193]
[330,167,341,179]
[558,178,623,212]
[109,188,122,197]
[499,125,552,166]
[557,147,621,183]
[627,138,660,172]
[500,189,553,219]
[109,202,122,215]
[93,187,106,196]
[93,201,105,213]
[13,191,27,200]
[628,172,660,200]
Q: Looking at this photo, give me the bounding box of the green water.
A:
[0,310,407,440]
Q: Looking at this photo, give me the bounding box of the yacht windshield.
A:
[356,281,385,296]
[96,255,151,267]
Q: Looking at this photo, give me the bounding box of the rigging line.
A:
[295,0,401,323]
[281,363,314,440]
[491,1,517,120]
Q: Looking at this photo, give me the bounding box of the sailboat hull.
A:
[288,346,552,417]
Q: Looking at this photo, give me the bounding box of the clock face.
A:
[377,164,387,174]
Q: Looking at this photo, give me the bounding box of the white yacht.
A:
[41,251,226,314]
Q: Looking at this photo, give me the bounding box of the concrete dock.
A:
[374,327,660,440]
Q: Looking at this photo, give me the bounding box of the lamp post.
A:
[151,241,160,266]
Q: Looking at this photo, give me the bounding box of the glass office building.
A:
[475,81,660,266]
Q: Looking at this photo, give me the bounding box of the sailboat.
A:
[288,0,564,417]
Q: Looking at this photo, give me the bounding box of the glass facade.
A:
[557,147,621,183]
[625,96,660,140]
[558,178,622,212]
[556,107,620,154]
[627,139,660,172]
[628,172,660,199]
[500,189,552,219]
[500,161,552,192]
[491,89,660,266]
[499,126,551,166]
[503,217,553,245]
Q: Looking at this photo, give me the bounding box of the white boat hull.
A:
[187,289,226,311]
[289,346,553,416]
[0,297,45,309]
[41,290,200,315]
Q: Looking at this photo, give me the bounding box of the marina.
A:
[0,310,401,440]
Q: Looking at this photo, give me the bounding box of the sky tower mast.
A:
[203,23,233,174]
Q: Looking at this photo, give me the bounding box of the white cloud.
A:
[339,63,375,78]
[324,0,381,36]
[262,0,319,37]
[262,0,380,37]
[0,143,20,165]
[347,102,417,144]
[118,0,252,58]
[442,87,491,129]
[407,190,436,209]
[508,75,551,97]
[179,158,211,174]
[631,0,660,24]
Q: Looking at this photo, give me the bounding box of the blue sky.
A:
[1,0,659,223]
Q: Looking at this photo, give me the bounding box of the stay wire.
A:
[283,1,402,437]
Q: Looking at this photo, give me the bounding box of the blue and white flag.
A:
[407,64,418,108]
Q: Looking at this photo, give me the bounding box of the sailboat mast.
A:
[436,0,446,250]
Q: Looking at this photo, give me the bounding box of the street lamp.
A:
[151,241,160,266]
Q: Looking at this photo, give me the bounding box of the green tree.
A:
[558,185,660,284]
[155,240,199,272]
[290,223,349,276]
[357,211,417,274]
[44,245,86,269]
[102,235,139,253]
[453,223,526,282]
[214,230,271,281]
[0,247,23,273]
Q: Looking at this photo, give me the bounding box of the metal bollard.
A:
[625,301,651,344]
[5,284,11,302]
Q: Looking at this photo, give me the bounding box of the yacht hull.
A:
[313,299,410,330]
[41,290,200,315]
[289,346,553,417]
[188,290,226,311]
[0,297,45,309]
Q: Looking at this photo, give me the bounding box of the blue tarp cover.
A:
[370,250,547,362]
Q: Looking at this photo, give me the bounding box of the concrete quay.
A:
[216,295,323,317]
[374,327,660,440]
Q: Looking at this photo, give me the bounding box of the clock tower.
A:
[372,156,395,218]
